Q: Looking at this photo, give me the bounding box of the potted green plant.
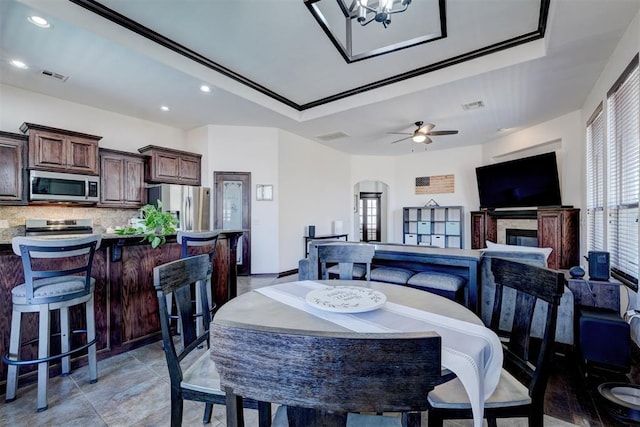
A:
[114,201,179,248]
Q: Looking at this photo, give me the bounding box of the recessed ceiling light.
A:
[10,59,28,69]
[161,105,170,111]
[200,85,211,93]
[28,15,51,28]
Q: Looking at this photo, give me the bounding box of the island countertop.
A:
[0,229,244,395]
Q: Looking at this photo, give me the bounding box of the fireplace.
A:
[506,228,538,247]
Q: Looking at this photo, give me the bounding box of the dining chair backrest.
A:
[11,235,102,304]
[489,257,565,408]
[154,255,271,426]
[318,243,375,281]
[154,255,211,369]
[176,230,219,262]
[212,324,441,423]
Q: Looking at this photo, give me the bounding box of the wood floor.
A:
[545,346,640,427]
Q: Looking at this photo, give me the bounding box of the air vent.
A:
[316,131,349,142]
[41,69,69,82]
[462,100,485,111]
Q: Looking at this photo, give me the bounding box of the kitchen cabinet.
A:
[99,148,147,208]
[403,206,464,248]
[138,145,201,186]
[0,131,28,204]
[20,122,101,175]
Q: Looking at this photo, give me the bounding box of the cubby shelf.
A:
[403,206,464,249]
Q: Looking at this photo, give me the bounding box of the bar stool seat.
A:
[11,277,94,304]
[4,235,101,412]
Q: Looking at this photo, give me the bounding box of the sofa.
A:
[299,241,574,345]
[299,240,482,310]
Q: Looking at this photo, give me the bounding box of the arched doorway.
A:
[353,181,389,243]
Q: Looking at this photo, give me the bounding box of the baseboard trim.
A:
[278,269,298,278]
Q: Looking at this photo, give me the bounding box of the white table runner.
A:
[256,281,503,427]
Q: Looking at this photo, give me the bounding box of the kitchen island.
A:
[0,230,243,394]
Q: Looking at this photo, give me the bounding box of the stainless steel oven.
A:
[29,170,99,203]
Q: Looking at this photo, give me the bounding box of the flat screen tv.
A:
[475,152,562,209]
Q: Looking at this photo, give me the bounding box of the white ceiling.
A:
[1,0,638,156]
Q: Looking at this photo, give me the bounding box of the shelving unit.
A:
[403,206,464,248]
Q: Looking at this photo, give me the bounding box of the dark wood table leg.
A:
[225,390,244,427]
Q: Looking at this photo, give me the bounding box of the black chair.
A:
[318,243,375,281]
[153,255,271,427]
[212,323,442,427]
[174,230,220,338]
[4,235,101,412]
[427,257,565,427]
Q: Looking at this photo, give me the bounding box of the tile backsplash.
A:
[0,205,142,237]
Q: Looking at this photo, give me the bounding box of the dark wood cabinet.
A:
[20,123,101,175]
[138,145,201,186]
[537,208,580,270]
[99,149,146,208]
[0,131,28,204]
[470,208,580,270]
[0,232,241,393]
[108,242,179,347]
[470,211,497,248]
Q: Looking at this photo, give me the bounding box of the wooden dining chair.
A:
[318,243,375,281]
[212,323,442,427]
[426,257,565,427]
[153,255,271,427]
[173,230,219,339]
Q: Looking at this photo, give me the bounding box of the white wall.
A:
[198,125,280,275]
[351,145,482,248]
[481,111,583,211]
[278,129,352,272]
[0,84,186,151]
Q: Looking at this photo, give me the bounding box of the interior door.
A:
[214,172,251,275]
[359,192,382,242]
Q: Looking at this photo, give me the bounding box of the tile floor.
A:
[0,274,629,426]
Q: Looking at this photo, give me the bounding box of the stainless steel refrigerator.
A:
[147,184,210,231]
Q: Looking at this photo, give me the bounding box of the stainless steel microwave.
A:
[29,170,100,203]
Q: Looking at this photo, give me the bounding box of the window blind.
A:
[586,104,604,251]
[606,55,639,286]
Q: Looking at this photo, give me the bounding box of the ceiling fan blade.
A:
[387,132,412,136]
[423,136,433,144]
[421,123,435,133]
[390,136,412,144]
[428,130,459,136]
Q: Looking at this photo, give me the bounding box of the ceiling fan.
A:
[389,121,459,144]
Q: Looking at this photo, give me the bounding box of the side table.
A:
[303,233,348,258]
[567,276,631,375]
[566,277,622,312]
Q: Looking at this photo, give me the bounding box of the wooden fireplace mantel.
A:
[471,207,580,270]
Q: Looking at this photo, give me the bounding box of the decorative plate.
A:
[305,286,386,313]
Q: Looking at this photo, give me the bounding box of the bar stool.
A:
[4,234,101,412]
[173,231,219,337]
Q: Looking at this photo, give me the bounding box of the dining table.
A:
[210,280,502,427]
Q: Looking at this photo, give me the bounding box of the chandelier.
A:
[305,0,444,63]
[356,0,412,28]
